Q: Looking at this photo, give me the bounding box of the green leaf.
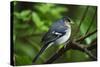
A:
[32,12,44,28]
[20,10,31,21]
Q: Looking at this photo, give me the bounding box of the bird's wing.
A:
[41,29,66,45]
[33,30,63,63]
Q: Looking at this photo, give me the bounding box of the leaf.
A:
[20,10,31,21]
[32,12,43,27]
[14,12,21,19]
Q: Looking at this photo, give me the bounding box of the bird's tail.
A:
[32,44,48,63]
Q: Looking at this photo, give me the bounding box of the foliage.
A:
[12,1,97,66]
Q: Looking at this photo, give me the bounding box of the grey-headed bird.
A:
[32,17,73,63]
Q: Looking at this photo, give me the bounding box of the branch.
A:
[76,29,97,42]
[44,40,97,64]
[72,41,97,60]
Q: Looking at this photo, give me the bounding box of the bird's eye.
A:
[63,16,71,22]
[67,18,71,22]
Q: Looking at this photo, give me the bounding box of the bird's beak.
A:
[70,20,74,24]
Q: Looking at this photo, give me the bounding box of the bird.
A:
[32,17,73,63]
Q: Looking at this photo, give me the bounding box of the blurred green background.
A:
[11,1,97,66]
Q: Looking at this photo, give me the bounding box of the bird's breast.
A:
[55,28,71,45]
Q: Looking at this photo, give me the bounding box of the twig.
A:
[87,38,97,50]
[72,41,97,60]
[76,29,97,42]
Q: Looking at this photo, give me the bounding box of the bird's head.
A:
[62,16,74,28]
[63,16,74,24]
